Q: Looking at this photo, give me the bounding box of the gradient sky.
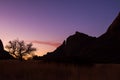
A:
[0,0,120,56]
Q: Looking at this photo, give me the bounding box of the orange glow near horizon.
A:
[33,42,61,56]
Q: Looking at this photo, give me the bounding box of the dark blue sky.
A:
[0,0,120,55]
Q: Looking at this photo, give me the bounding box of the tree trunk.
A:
[19,53,23,61]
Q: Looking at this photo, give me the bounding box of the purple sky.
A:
[0,0,120,56]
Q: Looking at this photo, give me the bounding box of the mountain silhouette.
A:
[44,32,96,57]
[0,39,14,59]
[43,12,120,63]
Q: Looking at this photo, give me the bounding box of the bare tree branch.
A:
[5,39,36,60]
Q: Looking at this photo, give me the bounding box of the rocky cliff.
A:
[43,12,120,63]
[0,39,14,59]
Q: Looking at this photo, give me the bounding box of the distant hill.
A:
[42,12,120,63]
[0,39,14,59]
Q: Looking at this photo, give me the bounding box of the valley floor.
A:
[0,60,120,80]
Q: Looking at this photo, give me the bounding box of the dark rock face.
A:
[43,32,96,62]
[43,12,120,63]
[0,39,4,53]
[84,12,120,62]
[62,32,96,57]
[106,12,120,36]
[0,39,14,59]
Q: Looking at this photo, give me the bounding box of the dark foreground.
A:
[0,60,120,80]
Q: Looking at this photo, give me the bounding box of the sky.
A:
[0,0,120,56]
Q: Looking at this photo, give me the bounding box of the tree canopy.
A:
[6,39,36,60]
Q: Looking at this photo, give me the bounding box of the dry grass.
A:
[0,60,120,80]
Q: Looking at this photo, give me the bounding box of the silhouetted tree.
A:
[5,39,36,60]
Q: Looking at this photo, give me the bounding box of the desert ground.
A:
[0,60,120,80]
